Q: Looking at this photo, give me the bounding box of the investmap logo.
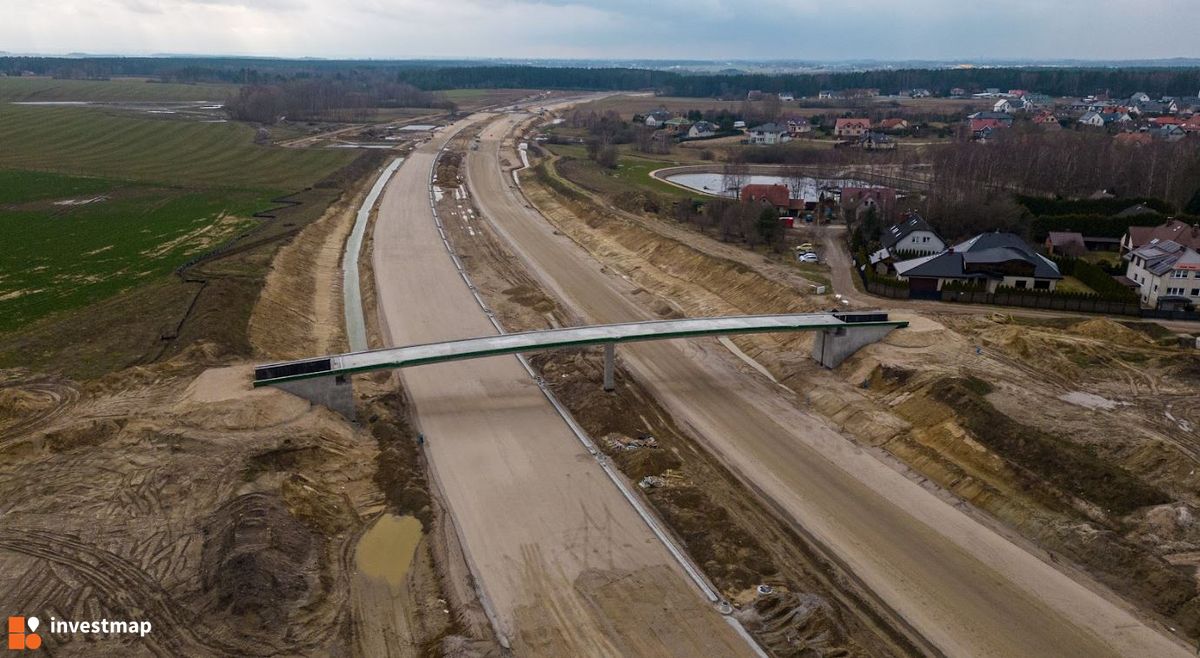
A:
[7,614,152,650]
[6,617,40,651]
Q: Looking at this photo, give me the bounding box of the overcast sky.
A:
[3,0,1199,61]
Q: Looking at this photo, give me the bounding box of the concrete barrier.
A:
[274,375,356,420]
[811,323,898,368]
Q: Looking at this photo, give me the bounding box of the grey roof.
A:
[1115,203,1161,218]
[895,232,1061,281]
[749,122,787,134]
[881,212,940,248]
[690,120,716,132]
[1126,240,1200,276]
[968,111,1015,121]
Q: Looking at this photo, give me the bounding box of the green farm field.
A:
[0,76,237,102]
[0,104,354,189]
[0,105,357,332]
[0,171,266,331]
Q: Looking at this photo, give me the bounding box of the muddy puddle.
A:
[355,514,423,593]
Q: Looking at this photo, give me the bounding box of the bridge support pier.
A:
[811,324,898,369]
[603,343,616,392]
[274,375,356,420]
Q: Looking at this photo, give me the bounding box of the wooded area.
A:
[5,57,1200,99]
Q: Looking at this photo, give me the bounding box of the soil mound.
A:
[1070,318,1154,347]
[174,366,310,430]
[200,492,320,627]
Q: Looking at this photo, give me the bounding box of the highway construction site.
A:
[2,98,1200,657]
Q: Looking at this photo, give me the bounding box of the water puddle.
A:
[355,514,422,593]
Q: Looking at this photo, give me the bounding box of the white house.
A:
[644,110,671,128]
[994,99,1017,113]
[1124,239,1200,308]
[1130,91,1152,104]
[687,121,717,139]
[881,212,946,256]
[746,123,790,145]
[1078,111,1106,127]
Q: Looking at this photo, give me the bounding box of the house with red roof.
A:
[834,118,871,138]
[740,184,792,212]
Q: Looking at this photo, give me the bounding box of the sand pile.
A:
[1070,318,1153,347]
[174,365,310,430]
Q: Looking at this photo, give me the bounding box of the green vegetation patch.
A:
[0,104,354,189]
[930,377,1169,515]
[0,77,237,103]
[0,170,266,332]
[547,144,688,202]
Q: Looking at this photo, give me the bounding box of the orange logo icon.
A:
[7,617,41,651]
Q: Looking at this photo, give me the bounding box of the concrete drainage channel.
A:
[344,156,404,352]
[428,141,768,656]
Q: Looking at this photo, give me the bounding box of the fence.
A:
[862,274,1198,321]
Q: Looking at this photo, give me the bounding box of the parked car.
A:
[794,243,815,253]
[798,252,819,263]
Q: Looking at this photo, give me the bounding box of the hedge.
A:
[1029,214,1200,242]
[1016,195,1173,217]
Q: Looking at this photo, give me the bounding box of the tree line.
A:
[6,57,1200,99]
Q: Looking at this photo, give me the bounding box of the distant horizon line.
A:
[3,53,1200,67]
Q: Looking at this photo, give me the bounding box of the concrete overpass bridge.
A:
[254,312,906,416]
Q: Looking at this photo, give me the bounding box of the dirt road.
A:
[466,112,1193,658]
[369,116,755,656]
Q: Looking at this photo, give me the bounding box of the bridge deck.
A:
[253,312,905,386]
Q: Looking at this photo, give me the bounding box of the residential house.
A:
[1153,125,1186,142]
[644,110,671,128]
[746,90,765,101]
[1124,240,1200,308]
[786,117,812,135]
[747,123,791,145]
[834,117,871,138]
[950,87,967,98]
[860,132,896,150]
[1045,230,1120,255]
[687,121,717,139]
[968,111,1015,125]
[1183,115,1200,134]
[994,98,1017,113]
[818,90,837,99]
[1032,111,1059,125]
[1136,100,1167,116]
[733,120,747,130]
[969,117,1010,138]
[1102,110,1133,126]
[1116,203,1161,219]
[1078,111,1106,127]
[1130,92,1152,105]
[740,184,792,213]
[1044,231,1087,257]
[778,93,795,102]
[879,117,909,132]
[1123,219,1200,253]
[910,89,932,98]
[840,186,897,220]
[881,212,946,256]
[894,232,1062,293]
[663,117,692,134]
